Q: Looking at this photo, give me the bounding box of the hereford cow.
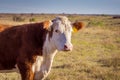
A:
[0,16,85,80]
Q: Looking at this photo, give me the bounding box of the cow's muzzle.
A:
[64,44,73,51]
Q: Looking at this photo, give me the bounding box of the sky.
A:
[0,0,120,14]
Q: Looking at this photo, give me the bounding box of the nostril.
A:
[64,44,73,51]
[64,45,68,49]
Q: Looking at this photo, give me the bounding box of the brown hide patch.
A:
[0,22,48,70]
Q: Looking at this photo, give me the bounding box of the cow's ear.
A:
[72,22,86,32]
[43,20,53,30]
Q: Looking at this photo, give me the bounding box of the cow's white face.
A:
[49,16,73,51]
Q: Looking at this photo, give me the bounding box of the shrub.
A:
[13,16,25,22]
[29,18,36,22]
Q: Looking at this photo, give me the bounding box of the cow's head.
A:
[43,16,85,51]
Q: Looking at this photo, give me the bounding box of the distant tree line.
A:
[12,15,36,22]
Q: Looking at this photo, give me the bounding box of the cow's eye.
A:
[55,30,59,33]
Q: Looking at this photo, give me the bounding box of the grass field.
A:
[0,14,120,80]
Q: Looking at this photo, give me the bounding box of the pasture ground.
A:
[0,14,120,80]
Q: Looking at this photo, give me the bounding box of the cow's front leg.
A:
[17,61,34,80]
[34,54,55,80]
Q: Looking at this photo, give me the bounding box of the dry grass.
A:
[0,14,120,80]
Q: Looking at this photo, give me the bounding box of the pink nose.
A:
[64,44,73,51]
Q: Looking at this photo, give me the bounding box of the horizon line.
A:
[0,12,120,15]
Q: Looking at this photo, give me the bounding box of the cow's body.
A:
[0,23,48,79]
[0,16,85,80]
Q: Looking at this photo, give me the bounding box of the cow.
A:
[0,16,85,80]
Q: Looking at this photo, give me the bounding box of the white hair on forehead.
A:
[54,16,69,24]
[56,16,68,21]
[52,16,72,32]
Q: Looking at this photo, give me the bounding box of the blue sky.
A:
[0,0,120,14]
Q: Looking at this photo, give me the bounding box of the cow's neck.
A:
[32,30,57,79]
[43,33,57,55]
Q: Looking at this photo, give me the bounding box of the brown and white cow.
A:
[0,16,85,80]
